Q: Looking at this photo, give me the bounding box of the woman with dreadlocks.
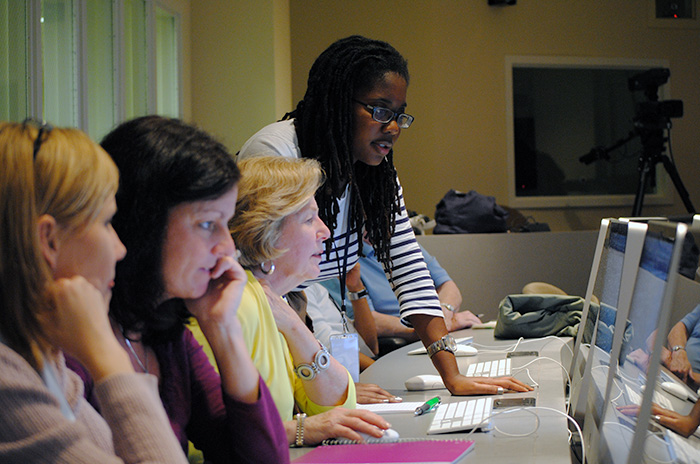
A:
[238,35,530,396]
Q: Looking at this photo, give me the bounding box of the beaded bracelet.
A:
[295,412,307,447]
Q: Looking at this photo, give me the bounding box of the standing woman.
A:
[0,121,187,463]
[69,116,288,463]
[239,36,530,395]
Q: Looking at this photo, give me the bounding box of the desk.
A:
[290,328,573,463]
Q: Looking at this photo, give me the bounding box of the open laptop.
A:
[578,220,648,463]
[595,221,693,463]
[570,219,647,424]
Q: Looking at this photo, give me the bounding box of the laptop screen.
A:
[598,221,690,464]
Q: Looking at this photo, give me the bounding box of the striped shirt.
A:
[238,120,443,324]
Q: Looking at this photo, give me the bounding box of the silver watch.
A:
[426,335,457,357]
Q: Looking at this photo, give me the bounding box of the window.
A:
[506,56,675,209]
[154,4,180,118]
[0,0,29,121]
[0,0,181,141]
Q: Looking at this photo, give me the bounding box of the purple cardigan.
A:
[67,328,288,464]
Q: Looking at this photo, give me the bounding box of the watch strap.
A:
[426,335,457,357]
[347,288,368,301]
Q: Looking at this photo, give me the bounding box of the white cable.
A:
[462,406,586,464]
[538,335,575,358]
[473,335,574,359]
[472,337,524,353]
[492,407,541,437]
[609,376,624,404]
[512,356,571,389]
[518,368,539,388]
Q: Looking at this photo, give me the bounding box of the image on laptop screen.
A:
[598,221,690,464]
[579,220,648,464]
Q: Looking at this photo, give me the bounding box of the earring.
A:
[260,261,275,275]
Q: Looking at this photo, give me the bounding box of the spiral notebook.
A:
[291,439,475,464]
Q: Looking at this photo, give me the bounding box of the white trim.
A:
[27,0,43,119]
[145,0,156,114]
[74,0,88,130]
[112,0,124,124]
[152,1,183,118]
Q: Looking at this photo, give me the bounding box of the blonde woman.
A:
[193,155,391,446]
[0,121,186,463]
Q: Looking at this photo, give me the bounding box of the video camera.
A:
[628,68,683,130]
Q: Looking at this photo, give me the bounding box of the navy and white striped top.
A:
[238,120,443,324]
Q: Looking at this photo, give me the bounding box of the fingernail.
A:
[382,399,389,403]
[394,396,402,401]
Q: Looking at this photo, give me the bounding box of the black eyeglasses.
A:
[22,118,53,160]
[352,99,414,129]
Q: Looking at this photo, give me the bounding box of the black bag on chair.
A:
[434,189,508,234]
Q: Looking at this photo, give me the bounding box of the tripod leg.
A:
[632,157,653,217]
[660,155,696,214]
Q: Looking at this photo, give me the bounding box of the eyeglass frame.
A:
[22,118,53,160]
[352,99,414,129]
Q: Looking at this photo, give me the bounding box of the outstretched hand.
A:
[444,310,482,331]
[618,403,700,438]
[445,373,533,396]
[355,382,403,404]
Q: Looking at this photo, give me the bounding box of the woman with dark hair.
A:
[239,36,530,396]
[69,115,288,463]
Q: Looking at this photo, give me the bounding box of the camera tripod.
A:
[631,127,695,217]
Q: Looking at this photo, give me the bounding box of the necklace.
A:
[123,336,149,373]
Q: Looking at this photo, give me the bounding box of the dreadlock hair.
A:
[283,35,409,271]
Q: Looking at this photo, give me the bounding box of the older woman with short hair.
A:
[193,155,390,446]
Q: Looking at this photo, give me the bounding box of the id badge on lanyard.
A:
[331,222,360,382]
[329,332,359,382]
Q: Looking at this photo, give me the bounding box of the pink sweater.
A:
[0,342,188,463]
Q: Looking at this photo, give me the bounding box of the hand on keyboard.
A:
[445,374,533,396]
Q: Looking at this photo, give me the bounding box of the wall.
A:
[285,0,700,231]
[417,231,598,321]
[190,0,290,150]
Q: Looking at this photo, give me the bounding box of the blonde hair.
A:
[0,121,119,367]
[230,155,324,268]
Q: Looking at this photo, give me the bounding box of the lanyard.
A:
[335,222,355,335]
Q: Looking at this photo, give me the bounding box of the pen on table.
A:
[415,396,441,416]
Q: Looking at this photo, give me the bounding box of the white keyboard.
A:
[427,398,494,434]
[624,384,673,410]
[465,359,511,377]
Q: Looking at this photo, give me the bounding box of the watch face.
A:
[445,336,457,352]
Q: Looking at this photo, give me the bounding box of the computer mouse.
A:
[454,345,478,357]
[404,374,445,391]
[660,381,697,402]
[357,428,400,443]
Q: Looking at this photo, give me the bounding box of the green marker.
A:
[415,396,441,415]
